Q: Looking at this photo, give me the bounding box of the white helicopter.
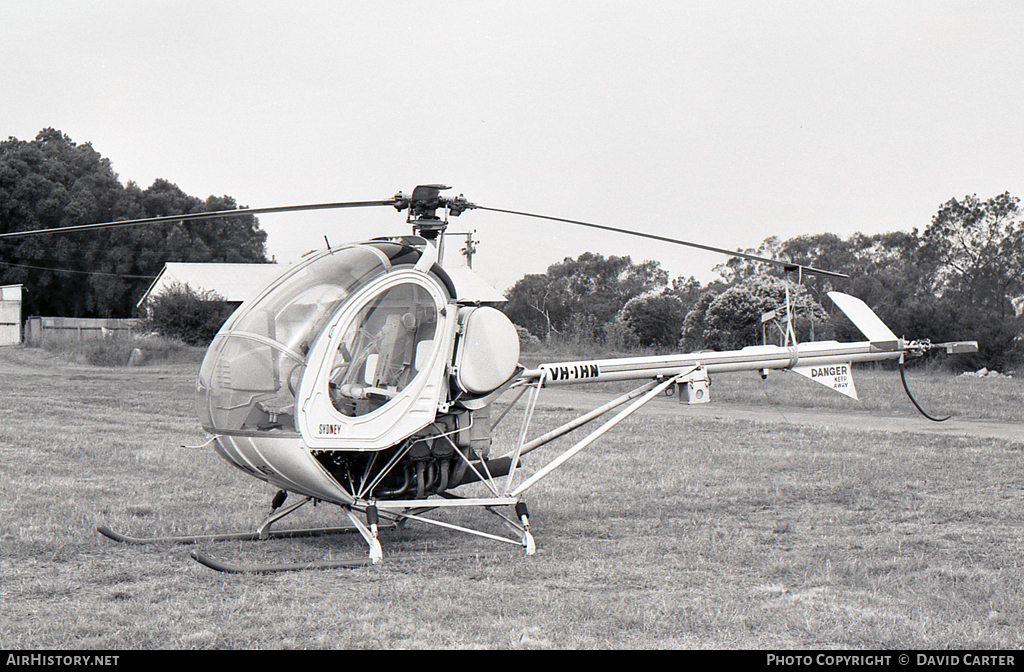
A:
[2,185,978,572]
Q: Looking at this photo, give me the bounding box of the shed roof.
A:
[137,262,285,308]
[443,266,506,303]
[138,260,505,309]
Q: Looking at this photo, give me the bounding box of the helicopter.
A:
[1,184,978,572]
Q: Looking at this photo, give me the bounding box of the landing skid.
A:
[189,549,498,574]
[96,523,365,545]
[96,494,382,546]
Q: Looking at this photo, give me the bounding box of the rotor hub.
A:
[393,185,473,239]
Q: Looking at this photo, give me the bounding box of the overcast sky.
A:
[3,1,1022,290]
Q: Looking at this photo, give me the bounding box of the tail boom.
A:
[525,339,904,386]
[521,292,975,394]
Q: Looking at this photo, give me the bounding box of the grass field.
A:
[1,343,1022,649]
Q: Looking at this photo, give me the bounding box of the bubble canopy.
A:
[195,239,435,437]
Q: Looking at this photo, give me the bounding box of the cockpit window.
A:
[228,246,389,358]
[329,282,439,417]
[196,245,393,434]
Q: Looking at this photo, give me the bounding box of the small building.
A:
[137,262,287,311]
[1,284,23,345]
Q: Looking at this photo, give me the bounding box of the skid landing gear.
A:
[98,490,537,572]
[96,493,372,546]
[186,496,514,574]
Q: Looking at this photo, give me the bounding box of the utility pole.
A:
[462,230,478,268]
[440,231,479,267]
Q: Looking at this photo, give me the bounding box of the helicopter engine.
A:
[311,406,503,500]
[194,235,521,505]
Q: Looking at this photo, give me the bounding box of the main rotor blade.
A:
[0,198,401,239]
[472,205,849,280]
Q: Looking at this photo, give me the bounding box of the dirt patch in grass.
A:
[536,386,1024,445]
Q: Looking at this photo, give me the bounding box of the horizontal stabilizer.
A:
[935,341,979,355]
[828,292,899,346]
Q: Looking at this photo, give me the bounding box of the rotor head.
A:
[393,185,474,239]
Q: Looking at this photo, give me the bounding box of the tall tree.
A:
[919,192,1024,368]
[619,293,686,347]
[0,129,269,317]
[921,193,1024,313]
[780,230,937,342]
[681,275,830,351]
[503,252,670,341]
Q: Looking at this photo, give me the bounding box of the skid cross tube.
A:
[256,496,313,539]
[347,495,531,550]
[375,503,527,548]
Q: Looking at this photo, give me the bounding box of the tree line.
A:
[0,129,269,318]
[503,192,1024,371]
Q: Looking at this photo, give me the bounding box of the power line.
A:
[0,258,155,276]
